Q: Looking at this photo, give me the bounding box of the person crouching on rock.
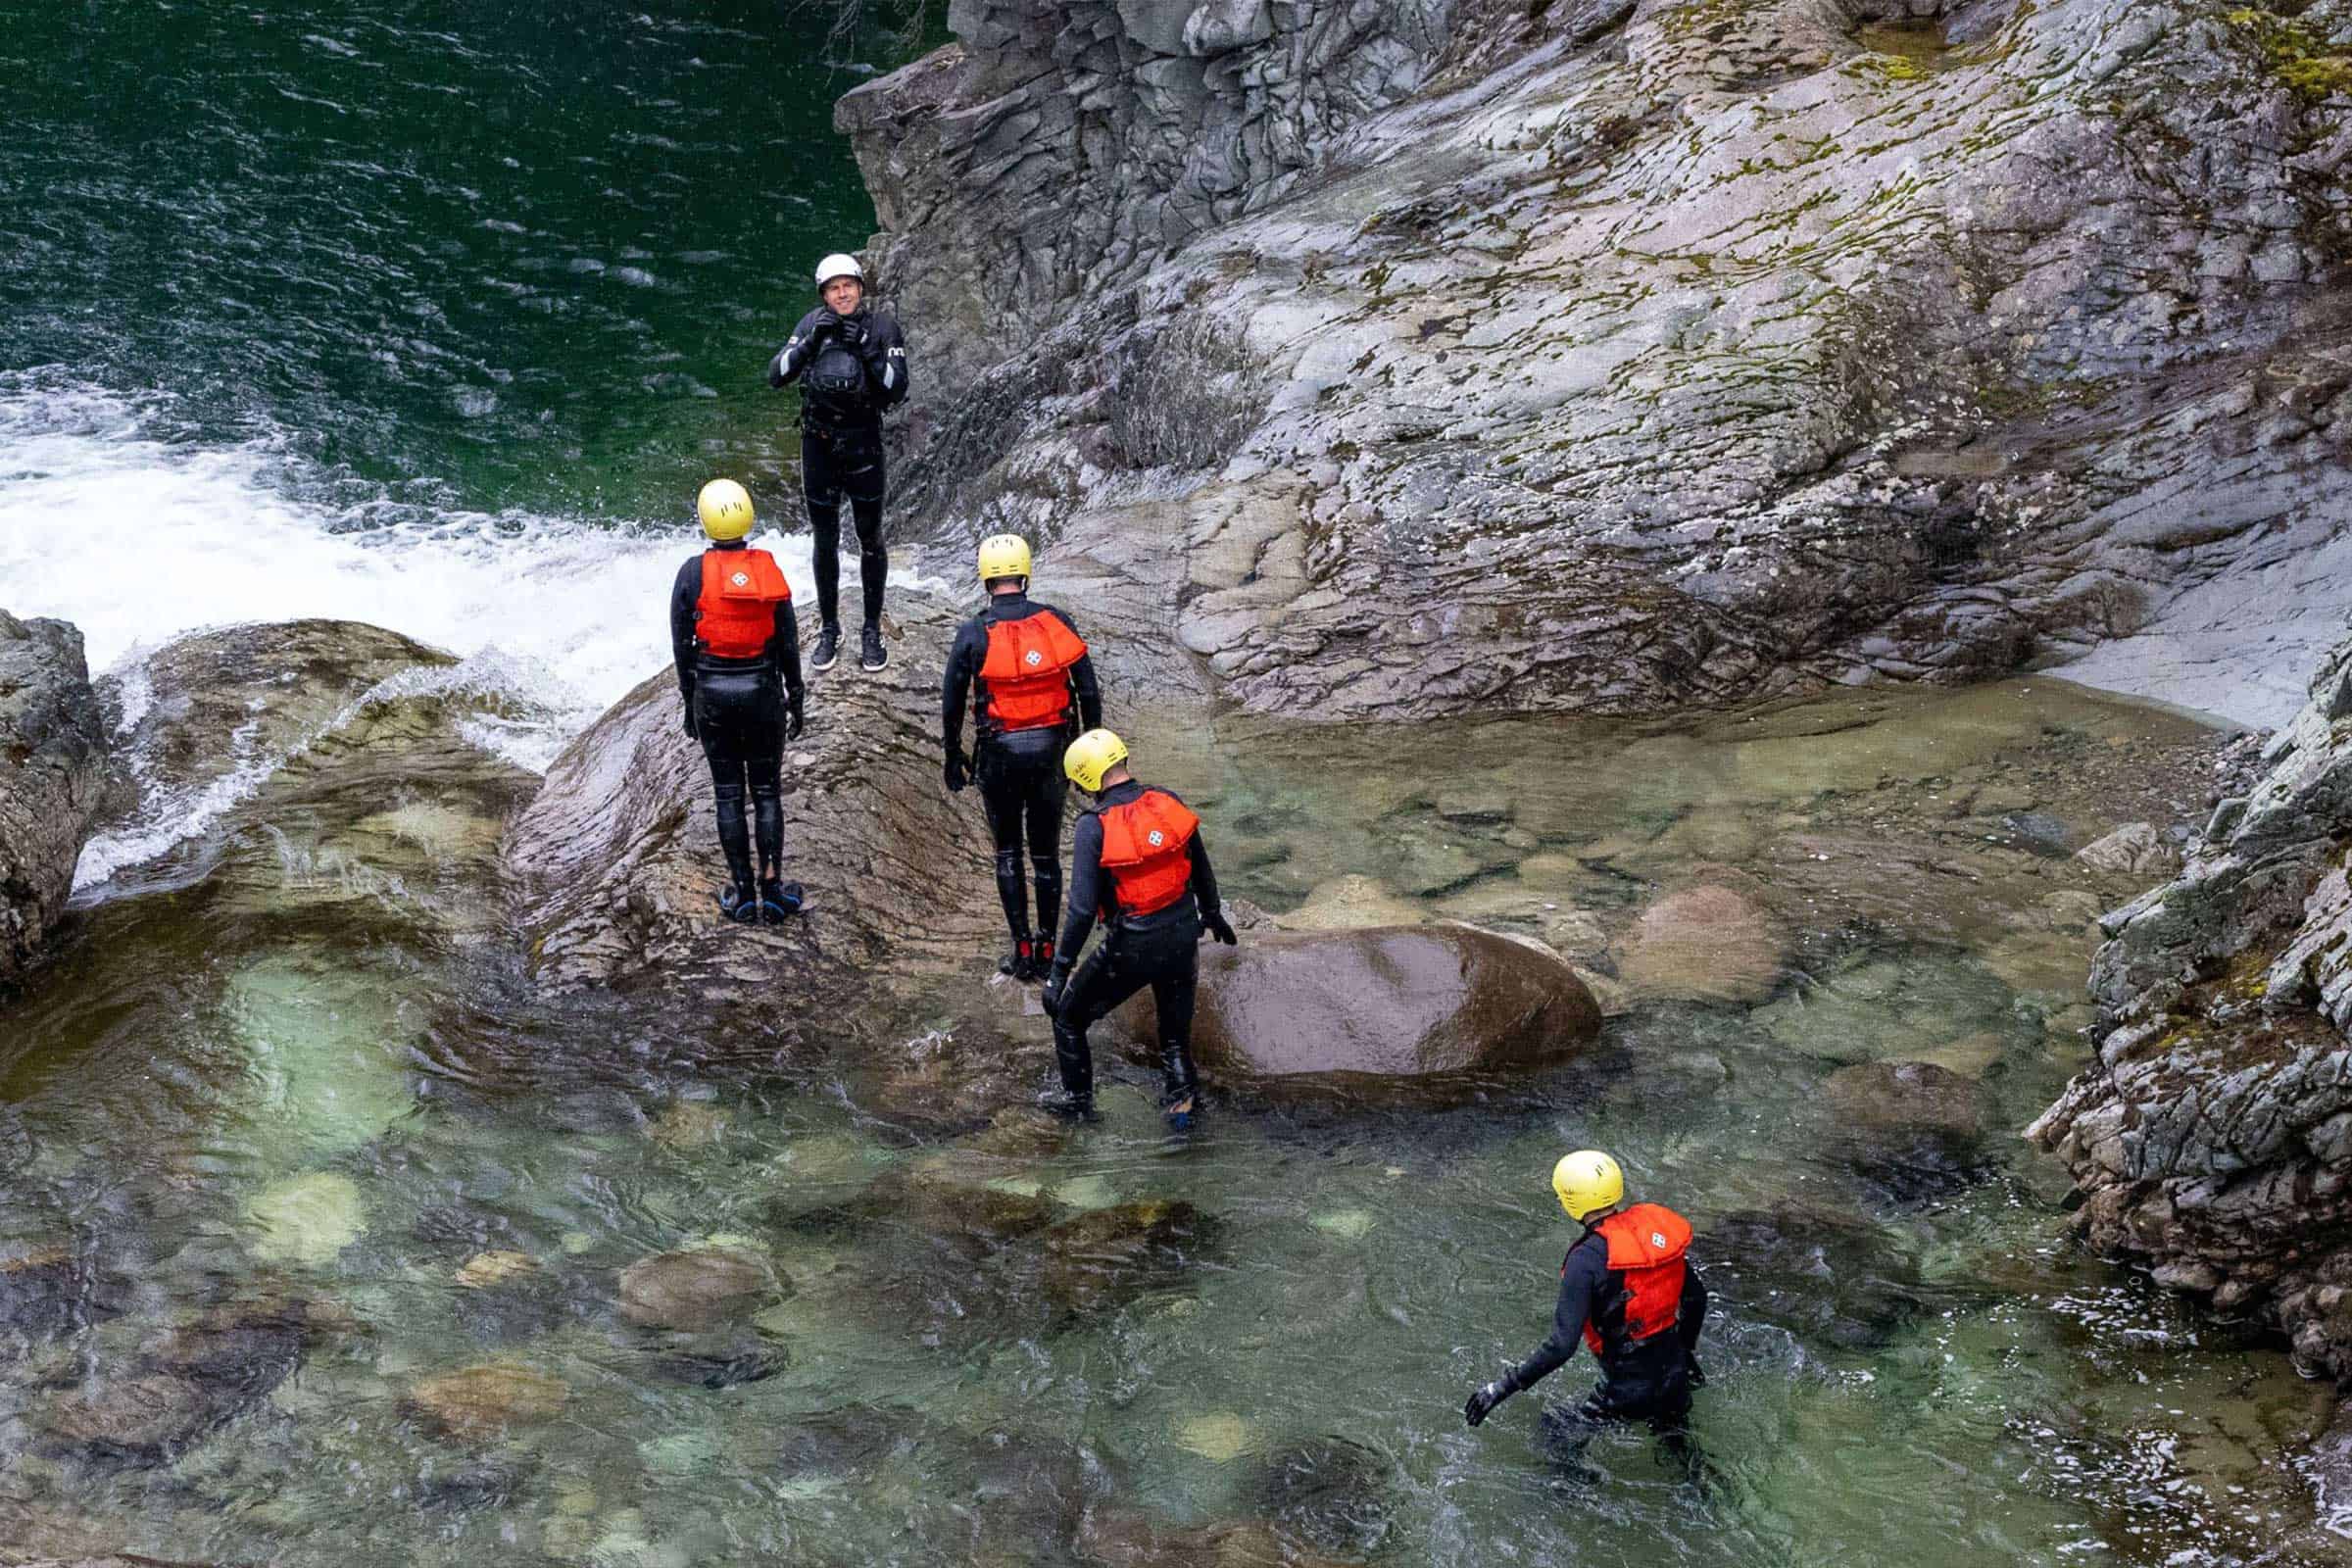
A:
[764,251,908,676]
[940,533,1103,984]
[1040,730,1237,1127]
[669,478,808,923]
[1463,1151,1711,1483]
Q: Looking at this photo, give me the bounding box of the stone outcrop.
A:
[846,0,2352,727]
[502,598,999,1006]
[0,611,107,982]
[1115,924,1600,1099]
[2030,632,2352,1378]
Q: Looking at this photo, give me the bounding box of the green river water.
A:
[0,3,2344,1566]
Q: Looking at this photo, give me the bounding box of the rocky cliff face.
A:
[2030,633,2352,1378]
[843,0,2352,725]
[0,612,107,983]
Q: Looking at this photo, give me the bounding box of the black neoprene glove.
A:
[682,705,698,739]
[1040,964,1070,1019]
[1202,908,1238,946]
[834,315,866,347]
[945,753,968,793]
[785,696,806,742]
[1463,1379,1513,1428]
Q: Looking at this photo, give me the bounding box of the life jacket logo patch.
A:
[1147,829,1164,847]
[1025,650,1043,666]
[731,571,750,588]
[1651,1232,1667,1249]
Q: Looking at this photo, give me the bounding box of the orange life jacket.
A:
[1577,1203,1692,1357]
[1095,789,1200,920]
[977,611,1088,733]
[695,549,791,660]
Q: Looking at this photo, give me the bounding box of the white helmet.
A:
[815,253,864,289]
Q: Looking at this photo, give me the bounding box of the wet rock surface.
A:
[0,611,107,983]
[2032,633,2352,1379]
[1114,925,1599,1099]
[502,597,997,1008]
[851,0,2352,728]
[404,1362,570,1444]
[615,1246,781,1331]
[1699,1206,1938,1349]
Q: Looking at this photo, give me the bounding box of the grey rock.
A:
[2077,821,2181,877]
[844,0,2352,727]
[2032,628,2352,1383]
[0,611,107,982]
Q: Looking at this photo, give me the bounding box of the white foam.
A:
[0,374,820,764]
[0,374,880,888]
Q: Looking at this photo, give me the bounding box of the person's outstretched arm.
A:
[1467,1240,1598,1426]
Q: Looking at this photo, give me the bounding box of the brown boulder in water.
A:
[1116,925,1598,1101]
[405,1363,569,1444]
[615,1246,779,1331]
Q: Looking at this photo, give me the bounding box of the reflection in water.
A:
[5,675,2341,1565]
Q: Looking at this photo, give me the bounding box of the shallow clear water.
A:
[5,670,2342,1567]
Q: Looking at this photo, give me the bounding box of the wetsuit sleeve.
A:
[942,621,981,760]
[1187,827,1222,913]
[1507,1239,1601,1395]
[767,309,823,388]
[1679,1258,1709,1355]
[1055,814,1104,967]
[773,599,805,703]
[864,313,909,408]
[1054,610,1103,730]
[670,558,702,706]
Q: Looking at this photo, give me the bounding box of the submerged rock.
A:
[405,1362,570,1444]
[1698,1206,1936,1350]
[1614,881,1791,1005]
[0,610,107,982]
[1116,925,1599,1101]
[2032,633,2352,1380]
[1040,1200,1214,1314]
[616,1246,780,1331]
[242,1172,366,1266]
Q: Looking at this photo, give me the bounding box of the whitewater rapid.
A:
[0,375,848,886]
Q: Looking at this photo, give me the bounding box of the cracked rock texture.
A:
[0,611,106,983]
[2030,632,2352,1380]
[843,0,2352,725]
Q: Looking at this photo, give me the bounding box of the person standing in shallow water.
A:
[942,534,1103,983]
[1464,1151,1711,1480]
[669,479,807,923]
[765,251,908,675]
[1041,730,1237,1127]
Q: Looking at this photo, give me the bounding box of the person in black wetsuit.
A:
[668,479,808,922]
[1464,1151,1711,1480]
[1040,731,1237,1127]
[941,533,1103,982]
[765,252,908,675]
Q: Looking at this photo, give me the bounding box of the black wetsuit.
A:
[1050,780,1221,1107]
[941,594,1104,957]
[766,304,908,632]
[669,545,807,897]
[1508,1226,1711,1470]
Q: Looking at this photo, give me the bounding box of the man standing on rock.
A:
[941,534,1103,983]
[1464,1151,1711,1481]
[765,252,908,675]
[669,479,807,923]
[1041,730,1237,1127]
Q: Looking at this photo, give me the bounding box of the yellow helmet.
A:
[1064,728,1129,793]
[698,478,756,542]
[1551,1151,1624,1222]
[977,533,1033,584]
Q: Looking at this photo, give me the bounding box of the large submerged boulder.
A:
[2031,634,2352,1379]
[0,611,107,982]
[846,0,2352,727]
[1116,924,1599,1099]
